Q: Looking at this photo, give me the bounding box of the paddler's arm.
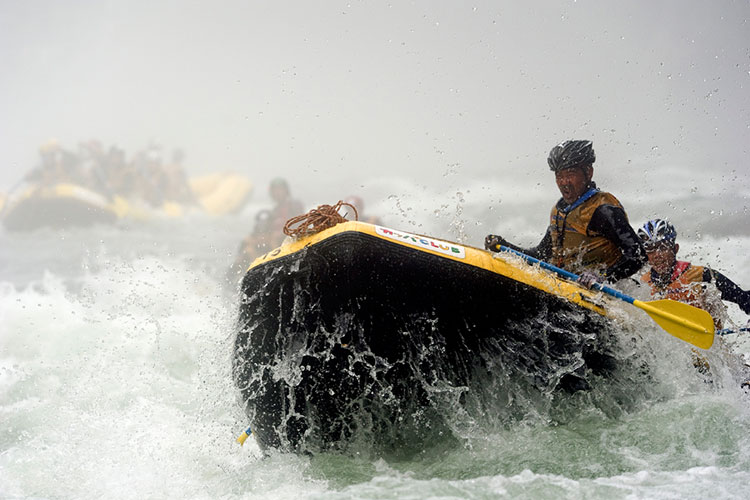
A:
[705,269,750,315]
[588,204,647,282]
[485,229,553,260]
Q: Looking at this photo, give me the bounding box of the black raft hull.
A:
[233,222,622,453]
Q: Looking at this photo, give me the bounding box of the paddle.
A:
[236,425,253,446]
[717,327,750,336]
[498,246,715,350]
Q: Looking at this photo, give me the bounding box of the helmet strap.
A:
[582,165,594,183]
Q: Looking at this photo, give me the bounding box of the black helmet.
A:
[548,140,596,172]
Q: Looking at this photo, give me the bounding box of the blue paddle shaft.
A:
[499,246,635,304]
[717,327,750,336]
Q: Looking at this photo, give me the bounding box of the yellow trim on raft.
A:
[249,221,612,316]
[44,183,110,207]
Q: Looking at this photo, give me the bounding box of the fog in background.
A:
[2,0,749,240]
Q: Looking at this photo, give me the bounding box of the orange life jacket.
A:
[641,260,724,328]
[641,261,703,303]
[548,190,625,273]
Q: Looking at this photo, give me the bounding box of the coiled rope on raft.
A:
[283,200,358,238]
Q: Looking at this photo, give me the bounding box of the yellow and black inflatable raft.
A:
[1,183,122,231]
[233,221,629,453]
[2,174,253,231]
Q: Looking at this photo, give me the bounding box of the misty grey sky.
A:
[2,0,749,200]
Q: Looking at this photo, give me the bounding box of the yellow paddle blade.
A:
[633,299,715,350]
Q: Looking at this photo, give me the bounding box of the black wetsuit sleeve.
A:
[490,228,553,261]
[704,269,750,315]
[588,204,647,282]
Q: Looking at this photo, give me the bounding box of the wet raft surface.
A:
[233,230,623,454]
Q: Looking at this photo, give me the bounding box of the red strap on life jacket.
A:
[671,260,691,282]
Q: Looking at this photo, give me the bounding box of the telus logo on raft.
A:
[375,226,466,258]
